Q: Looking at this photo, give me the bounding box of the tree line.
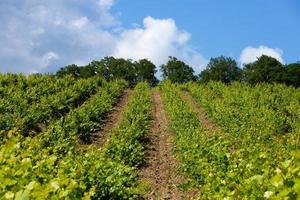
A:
[56,57,158,86]
[56,55,300,87]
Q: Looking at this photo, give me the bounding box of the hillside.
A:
[0,74,300,199]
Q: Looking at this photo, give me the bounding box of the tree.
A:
[243,55,285,84]
[79,65,97,78]
[56,64,97,78]
[161,57,196,83]
[92,57,136,86]
[56,64,80,78]
[135,59,158,86]
[57,57,159,86]
[88,60,110,80]
[284,62,300,87]
[199,56,242,84]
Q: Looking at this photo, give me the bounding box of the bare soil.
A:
[181,91,222,136]
[92,89,131,146]
[140,90,191,200]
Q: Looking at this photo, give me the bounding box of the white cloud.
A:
[70,17,89,29]
[113,16,207,75]
[98,0,118,27]
[0,1,206,75]
[99,0,114,9]
[31,27,45,36]
[0,0,118,74]
[239,45,284,65]
[42,51,60,67]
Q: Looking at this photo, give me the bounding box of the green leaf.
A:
[15,190,29,200]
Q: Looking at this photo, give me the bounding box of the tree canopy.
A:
[56,64,80,78]
[56,57,158,86]
[161,56,196,83]
[199,56,242,84]
[55,55,300,88]
[90,57,136,85]
[242,55,285,84]
[284,62,300,87]
[135,59,158,86]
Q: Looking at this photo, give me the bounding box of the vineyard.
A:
[1,74,300,199]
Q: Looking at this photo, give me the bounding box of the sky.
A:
[0,0,299,74]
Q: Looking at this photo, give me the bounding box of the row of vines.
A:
[0,74,104,138]
[1,74,152,199]
[2,72,299,199]
[184,82,300,199]
[160,80,300,199]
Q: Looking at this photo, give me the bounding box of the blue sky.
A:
[114,0,300,62]
[0,0,299,74]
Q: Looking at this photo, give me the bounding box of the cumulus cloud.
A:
[70,17,89,29]
[239,45,284,65]
[99,0,114,9]
[0,0,118,74]
[0,1,206,75]
[42,52,60,68]
[113,17,207,74]
[98,0,119,26]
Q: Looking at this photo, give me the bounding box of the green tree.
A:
[88,60,110,80]
[56,64,80,78]
[79,65,96,78]
[92,57,136,86]
[284,62,300,87]
[56,64,97,78]
[161,56,196,83]
[135,59,158,86]
[243,55,285,84]
[199,56,242,84]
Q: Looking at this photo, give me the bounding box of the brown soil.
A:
[92,89,131,146]
[140,90,191,200]
[35,123,47,133]
[181,91,222,136]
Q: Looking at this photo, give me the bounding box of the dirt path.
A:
[181,91,222,135]
[140,90,188,200]
[92,89,131,146]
